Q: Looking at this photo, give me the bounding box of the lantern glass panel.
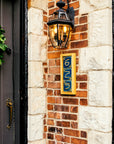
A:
[49,24,72,49]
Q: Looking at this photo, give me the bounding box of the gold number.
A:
[65,70,70,79]
[64,82,70,90]
[65,59,70,66]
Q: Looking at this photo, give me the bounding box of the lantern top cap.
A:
[56,0,65,9]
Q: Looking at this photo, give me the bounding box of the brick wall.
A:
[43,0,89,143]
[28,0,112,143]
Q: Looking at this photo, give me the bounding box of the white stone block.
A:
[28,34,47,61]
[89,9,112,47]
[30,0,47,11]
[28,8,43,35]
[79,106,112,132]
[80,0,111,14]
[28,115,44,141]
[88,131,112,144]
[88,71,112,106]
[79,46,112,72]
[28,139,46,144]
[28,88,46,114]
[28,62,43,88]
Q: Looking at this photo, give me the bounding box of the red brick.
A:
[64,129,79,137]
[44,23,47,30]
[49,8,57,15]
[71,138,87,144]
[80,32,88,40]
[47,104,53,110]
[48,46,54,51]
[47,90,53,96]
[55,97,61,104]
[74,17,78,25]
[81,131,87,138]
[47,119,54,125]
[79,16,88,24]
[55,59,60,66]
[74,24,88,32]
[56,121,70,127]
[71,122,78,129]
[49,59,55,66]
[48,52,61,59]
[76,75,88,81]
[43,16,47,22]
[63,98,78,105]
[48,112,55,118]
[44,31,47,35]
[62,113,77,120]
[48,127,56,133]
[48,75,54,81]
[71,40,88,48]
[43,62,47,66]
[55,75,60,81]
[48,2,54,8]
[62,50,79,56]
[76,66,78,72]
[70,106,78,113]
[49,67,60,74]
[55,112,61,119]
[80,83,87,89]
[74,10,79,16]
[48,127,62,134]
[44,67,48,73]
[70,1,79,9]
[43,133,46,139]
[44,126,47,132]
[43,10,47,15]
[76,58,79,64]
[44,81,47,88]
[28,0,31,9]
[43,74,46,80]
[80,99,88,105]
[76,91,87,97]
[76,83,79,89]
[47,133,54,139]
[44,119,46,125]
[48,82,60,89]
[55,135,70,143]
[57,142,62,144]
[54,90,61,96]
[48,141,55,144]
[71,34,80,41]
[54,105,69,112]
[47,97,55,103]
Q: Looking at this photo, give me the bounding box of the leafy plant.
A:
[0,25,8,66]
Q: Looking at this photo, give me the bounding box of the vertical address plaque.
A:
[61,53,76,95]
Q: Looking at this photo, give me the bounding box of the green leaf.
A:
[0,25,8,66]
[0,43,7,51]
[0,55,3,58]
[0,59,2,65]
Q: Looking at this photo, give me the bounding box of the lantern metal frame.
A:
[47,0,74,49]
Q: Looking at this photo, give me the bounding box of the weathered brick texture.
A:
[43,0,88,143]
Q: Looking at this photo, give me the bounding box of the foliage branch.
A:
[0,25,8,66]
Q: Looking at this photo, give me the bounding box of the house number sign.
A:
[60,53,76,95]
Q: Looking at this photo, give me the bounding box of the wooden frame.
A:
[60,53,76,95]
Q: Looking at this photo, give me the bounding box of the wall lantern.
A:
[47,0,74,49]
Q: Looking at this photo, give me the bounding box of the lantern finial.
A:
[56,0,65,9]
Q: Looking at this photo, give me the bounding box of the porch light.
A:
[47,0,74,49]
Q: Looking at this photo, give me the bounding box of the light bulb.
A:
[63,26,67,33]
[54,27,57,33]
